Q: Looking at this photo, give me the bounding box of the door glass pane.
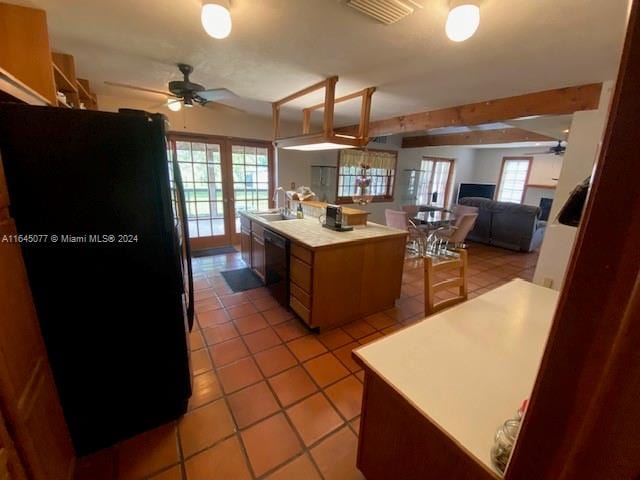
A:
[232,145,271,233]
[418,158,451,206]
[173,141,225,238]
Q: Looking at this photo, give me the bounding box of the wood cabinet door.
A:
[240,229,251,266]
[0,159,75,479]
[251,233,265,281]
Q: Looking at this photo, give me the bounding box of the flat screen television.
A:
[457,183,496,202]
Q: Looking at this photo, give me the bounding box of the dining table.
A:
[413,210,453,229]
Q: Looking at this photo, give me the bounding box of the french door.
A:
[168,134,274,250]
[417,157,454,208]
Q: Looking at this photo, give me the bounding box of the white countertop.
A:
[354,279,559,474]
[242,212,407,249]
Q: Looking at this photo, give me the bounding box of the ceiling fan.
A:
[524,140,567,156]
[105,63,242,112]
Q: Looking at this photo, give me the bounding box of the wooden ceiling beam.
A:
[337,83,602,137]
[402,127,556,148]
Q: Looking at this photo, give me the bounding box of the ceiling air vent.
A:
[346,0,423,25]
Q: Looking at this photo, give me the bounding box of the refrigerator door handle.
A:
[171,148,195,331]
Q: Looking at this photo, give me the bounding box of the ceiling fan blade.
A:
[203,101,247,114]
[147,100,172,110]
[104,81,177,98]
[196,88,238,102]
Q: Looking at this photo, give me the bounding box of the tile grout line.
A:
[126,245,537,480]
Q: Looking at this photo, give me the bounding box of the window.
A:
[497,157,532,203]
[171,140,225,238]
[231,144,271,233]
[417,157,454,208]
[336,149,397,203]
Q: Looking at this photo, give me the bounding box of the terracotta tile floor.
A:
[75,242,538,480]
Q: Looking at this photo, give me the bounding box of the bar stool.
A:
[424,249,469,315]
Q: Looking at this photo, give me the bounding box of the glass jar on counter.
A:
[490,399,527,476]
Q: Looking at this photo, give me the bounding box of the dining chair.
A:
[424,249,468,315]
[452,204,479,218]
[401,204,419,217]
[385,209,425,255]
[432,213,478,250]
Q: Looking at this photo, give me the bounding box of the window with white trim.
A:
[497,157,532,203]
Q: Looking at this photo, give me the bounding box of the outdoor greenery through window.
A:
[417,157,454,208]
[336,149,397,203]
[173,140,225,238]
[232,145,270,233]
[497,157,531,203]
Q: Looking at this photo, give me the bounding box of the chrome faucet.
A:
[273,187,288,214]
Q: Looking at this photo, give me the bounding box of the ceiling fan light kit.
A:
[201,0,232,39]
[105,64,239,112]
[446,0,480,42]
[167,98,182,112]
[272,76,376,151]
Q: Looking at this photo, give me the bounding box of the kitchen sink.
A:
[256,212,298,222]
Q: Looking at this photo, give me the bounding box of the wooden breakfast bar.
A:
[353,279,559,479]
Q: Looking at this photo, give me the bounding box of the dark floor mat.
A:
[220,268,263,292]
[192,245,237,258]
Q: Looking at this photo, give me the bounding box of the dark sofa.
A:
[458,197,547,252]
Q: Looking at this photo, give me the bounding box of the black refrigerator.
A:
[0,104,194,455]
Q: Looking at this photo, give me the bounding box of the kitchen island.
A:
[239,210,407,330]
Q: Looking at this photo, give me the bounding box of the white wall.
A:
[281,141,477,224]
[276,149,337,192]
[398,145,476,204]
[275,136,404,224]
[471,147,563,206]
[533,81,615,289]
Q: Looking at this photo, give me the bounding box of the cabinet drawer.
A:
[290,256,312,293]
[252,222,265,238]
[290,282,311,309]
[240,215,251,231]
[290,295,311,325]
[291,242,313,265]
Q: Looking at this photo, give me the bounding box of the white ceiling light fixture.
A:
[167,98,182,112]
[201,0,232,39]
[446,0,480,42]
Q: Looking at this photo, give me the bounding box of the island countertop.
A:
[240,211,407,250]
[354,279,559,474]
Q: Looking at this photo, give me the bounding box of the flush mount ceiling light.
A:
[272,77,376,151]
[201,0,232,39]
[446,0,480,42]
[167,98,182,112]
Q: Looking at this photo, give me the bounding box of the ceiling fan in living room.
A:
[524,140,567,156]
[104,63,244,112]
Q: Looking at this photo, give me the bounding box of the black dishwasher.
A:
[264,229,290,307]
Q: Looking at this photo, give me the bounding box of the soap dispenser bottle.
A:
[296,203,304,219]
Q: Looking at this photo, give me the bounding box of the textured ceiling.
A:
[14,0,629,124]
